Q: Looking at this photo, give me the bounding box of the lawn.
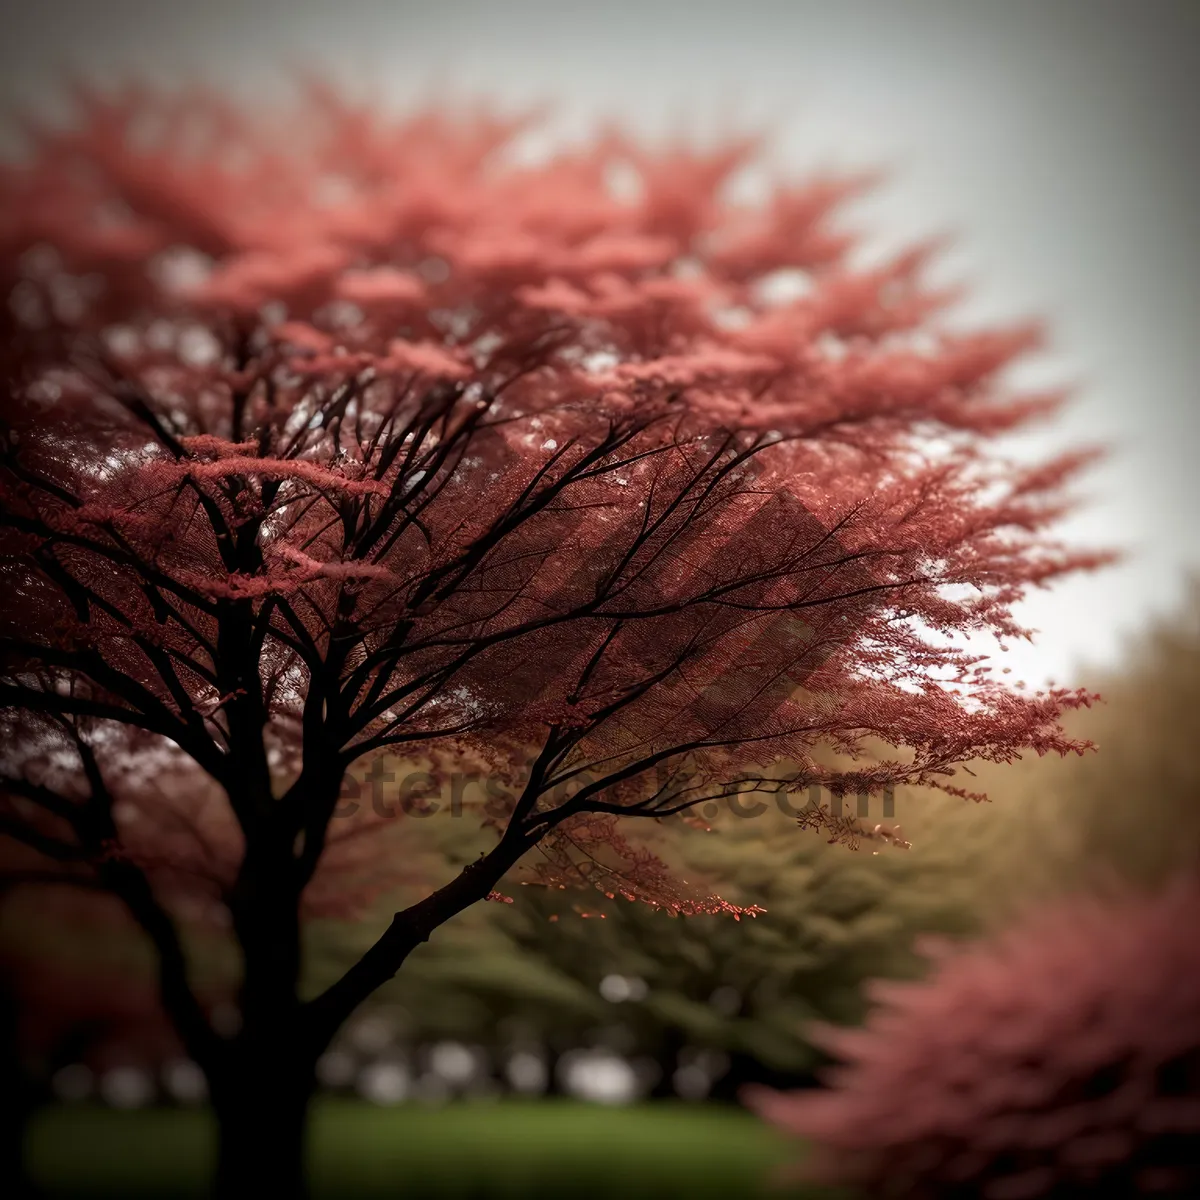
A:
[28,1099,843,1199]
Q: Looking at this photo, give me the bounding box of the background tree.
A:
[0,81,1104,1196]
[746,874,1200,1198]
[963,576,1200,900]
[353,793,979,1098]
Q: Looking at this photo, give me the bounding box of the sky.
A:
[3,0,1198,687]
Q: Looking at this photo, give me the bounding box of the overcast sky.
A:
[4,0,1198,686]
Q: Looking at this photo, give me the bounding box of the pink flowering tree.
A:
[0,82,1104,1196]
[746,877,1200,1198]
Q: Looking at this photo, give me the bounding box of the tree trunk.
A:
[211,1048,315,1200]
[650,1026,687,1099]
[0,973,41,1199]
[204,820,534,1196]
[213,828,313,1199]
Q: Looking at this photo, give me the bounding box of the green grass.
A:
[29,1099,842,1199]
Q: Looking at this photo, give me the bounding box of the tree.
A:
[745,874,1200,1198]
[969,577,1200,898]
[326,587,1200,1110]
[369,793,985,1098]
[0,81,1104,1196]
[0,744,411,1197]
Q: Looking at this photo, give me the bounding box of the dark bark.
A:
[650,1025,687,1099]
[0,973,41,1200]
[204,826,531,1198]
[210,821,313,1199]
[305,827,535,1056]
[211,1045,315,1200]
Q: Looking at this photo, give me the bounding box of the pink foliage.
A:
[0,81,1110,1037]
[746,878,1200,1197]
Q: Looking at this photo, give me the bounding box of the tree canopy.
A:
[0,80,1106,1196]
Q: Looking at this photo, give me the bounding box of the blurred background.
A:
[2,2,1198,1197]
